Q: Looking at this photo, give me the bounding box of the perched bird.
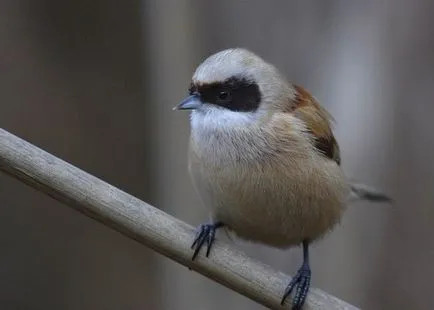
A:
[174,48,391,309]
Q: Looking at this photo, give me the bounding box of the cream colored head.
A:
[176,48,296,116]
[193,48,266,84]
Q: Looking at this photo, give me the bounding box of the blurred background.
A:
[0,0,433,309]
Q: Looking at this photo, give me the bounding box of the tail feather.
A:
[348,183,393,203]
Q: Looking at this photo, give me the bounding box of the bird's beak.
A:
[173,94,202,111]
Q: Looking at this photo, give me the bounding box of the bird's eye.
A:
[218,91,231,102]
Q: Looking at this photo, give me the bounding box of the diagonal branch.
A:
[0,128,358,310]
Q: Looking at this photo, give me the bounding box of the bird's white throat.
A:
[190,108,257,132]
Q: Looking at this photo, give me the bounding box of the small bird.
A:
[174,48,390,309]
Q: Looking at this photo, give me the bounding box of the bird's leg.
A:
[281,240,311,310]
[191,221,224,260]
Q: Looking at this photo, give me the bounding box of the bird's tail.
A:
[348,182,393,203]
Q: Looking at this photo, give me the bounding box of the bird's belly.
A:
[190,157,348,248]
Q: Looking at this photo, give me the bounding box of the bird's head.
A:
[174,48,297,122]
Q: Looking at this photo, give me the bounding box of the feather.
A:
[289,84,341,165]
[348,182,393,203]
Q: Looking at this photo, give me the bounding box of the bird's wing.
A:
[289,84,341,165]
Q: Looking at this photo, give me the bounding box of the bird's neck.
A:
[189,109,273,164]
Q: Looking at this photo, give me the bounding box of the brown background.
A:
[0,1,433,309]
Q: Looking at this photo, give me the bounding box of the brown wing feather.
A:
[290,85,341,165]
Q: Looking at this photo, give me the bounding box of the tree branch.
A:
[0,128,358,310]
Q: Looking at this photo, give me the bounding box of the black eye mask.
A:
[190,76,262,112]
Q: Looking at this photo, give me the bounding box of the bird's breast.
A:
[188,115,349,247]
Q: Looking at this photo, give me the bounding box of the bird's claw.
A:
[281,263,311,310]
[191,222,222,260]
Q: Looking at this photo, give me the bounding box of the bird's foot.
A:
[191,222,223,260]
[281,263,311,310]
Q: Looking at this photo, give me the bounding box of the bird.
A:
[174,48,391,309]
